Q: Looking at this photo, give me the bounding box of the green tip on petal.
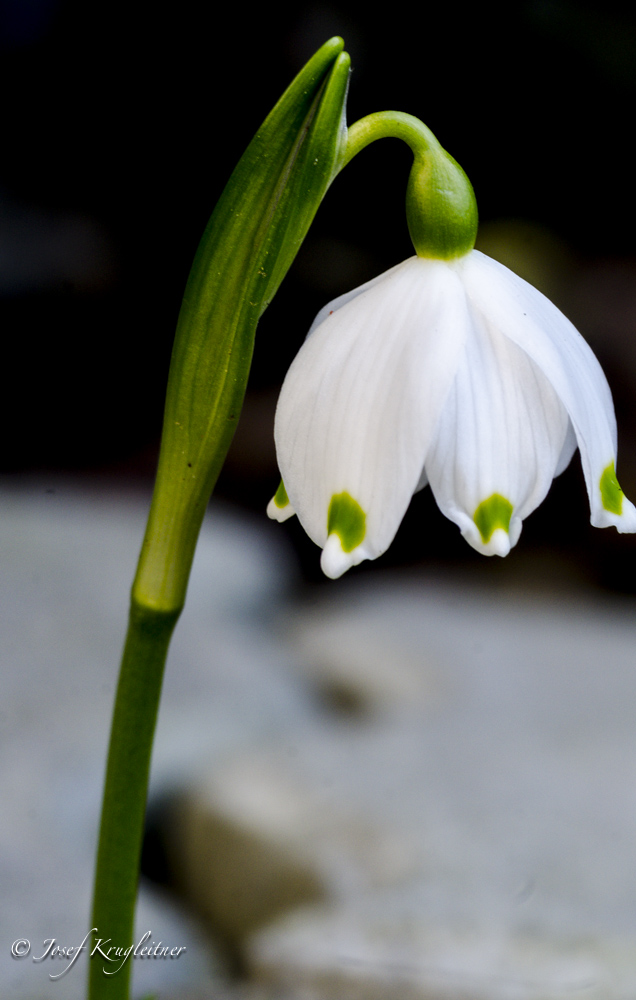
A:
[273,479,289,509]
[600,462,624,516]
[326,492,366,552]
[267,479,295,523]
[473,494,513,544]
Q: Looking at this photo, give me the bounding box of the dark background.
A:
[3,0,636,588]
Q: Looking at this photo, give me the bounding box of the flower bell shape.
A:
[267,115,636,578]
[268,252,636,578]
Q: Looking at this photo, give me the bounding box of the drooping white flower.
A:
[267,250,636,578]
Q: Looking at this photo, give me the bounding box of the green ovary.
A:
[473,494,513,543]
[273,480,289,508]
[600,462,623,515]
[327,492,366,552]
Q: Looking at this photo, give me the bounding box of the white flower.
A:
[267,250,636,578]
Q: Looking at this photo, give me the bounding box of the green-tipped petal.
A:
[267,480,295,522]
[274,257,468,576]
[474,494,513,543]
[460,251,636,536]
[600,462,623,516]
[321,492,367,578]
[327,491,366,551]
[426,257,571,557]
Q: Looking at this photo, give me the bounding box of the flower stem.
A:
[88,599,180,1000]
[344,111,478,259]
[89,473,211,1000]
[344,111,442,166]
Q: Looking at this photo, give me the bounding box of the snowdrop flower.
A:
[267,113,636,577]
[268,251,636,577]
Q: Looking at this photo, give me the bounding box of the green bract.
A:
[134,37,350,614]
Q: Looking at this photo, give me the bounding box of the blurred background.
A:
[3,0,636,590]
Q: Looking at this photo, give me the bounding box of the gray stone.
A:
[237,580,636,998]
[166,749,416,949]
[248,903,617,1000]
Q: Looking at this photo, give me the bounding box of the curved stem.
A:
[343,111,441,168]
[342,111,478,260]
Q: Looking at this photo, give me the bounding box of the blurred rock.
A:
[188,579,636,999]
[289,607,438,718]
[248,904,615,1000]
[166,750,416,951]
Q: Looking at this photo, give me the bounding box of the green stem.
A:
[343,111,478,259]
[89,599,181,1000]
[343,111,441,166]
[89,468,207,1000]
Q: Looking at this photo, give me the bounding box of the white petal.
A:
[307,259,409,336]
[414,466,429,493]
[485,528,513,557]
[266,496,296,522]
[320,533,366,579]
[425,302,570,556]
[554,419,577,477]
[460,251,636,533]
[274,256,469,569]
[266,479,296,522]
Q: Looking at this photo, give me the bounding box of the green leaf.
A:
[134,39,350,612]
